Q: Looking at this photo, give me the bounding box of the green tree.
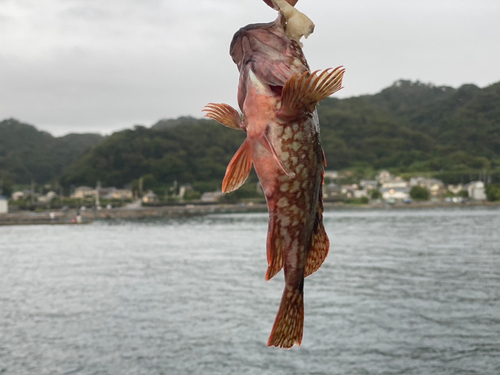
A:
[410,185,430,201]
[486,184,500,201]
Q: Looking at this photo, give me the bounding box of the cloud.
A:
[0,0,499,135]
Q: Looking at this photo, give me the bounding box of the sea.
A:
[1,206,499,375]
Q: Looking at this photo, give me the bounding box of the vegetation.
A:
[410,186,430,201]
[486,184,500,201]
[0,118,104,184]
[1,79,499,199]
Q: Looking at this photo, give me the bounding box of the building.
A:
[448,184,464,195]
[359,180,378,191]
[409,177,446,197]
[380,187,410,201]
[142,190,159,204]
[376,170,393,185]
[466,181,487,201]
[102,188,133,200]
[38,191,58,203]
[0,198,7,214]
[72,186,95,199]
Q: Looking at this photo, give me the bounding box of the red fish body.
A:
[203,14,344,349]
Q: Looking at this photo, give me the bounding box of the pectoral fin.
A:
[222,139,253,193]
[279,67,345,118]
[203,103,243,131]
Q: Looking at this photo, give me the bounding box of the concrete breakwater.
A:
[1,200,498,226]
[0,204,269,226]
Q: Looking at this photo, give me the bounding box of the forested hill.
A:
[0,118,105,184]
[1,79,499,192]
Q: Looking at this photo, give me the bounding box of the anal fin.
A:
[222,139,253,193]
[265,213,284,281]
[202,103,243,131]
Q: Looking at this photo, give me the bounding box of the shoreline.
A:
[1,200,499,226]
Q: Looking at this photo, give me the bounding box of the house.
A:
[448,184,464,195]
[142,190,159,204]
[380,187,410,201]
[72,186,95,199]
[465,181,487,201]
[102,188,133,200]
[353,189,369,199]
[359,180,378,191]
[381,177,409,189]
[323,183,341,199]
[409,177,446,197]
[0,198,7,214]
[38,191,58,203]
[376,170,393,185]
[324,170,339,181]
[12,191,26,201]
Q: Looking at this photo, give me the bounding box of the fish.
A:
[203,9,344,349]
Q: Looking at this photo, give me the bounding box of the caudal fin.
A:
[267,286,304,349]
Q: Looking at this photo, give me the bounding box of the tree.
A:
[410,185,430,201]
[486,184,500,201]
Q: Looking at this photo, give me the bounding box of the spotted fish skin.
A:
[203,14,344,349]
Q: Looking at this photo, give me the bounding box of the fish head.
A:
[230,15,289,71]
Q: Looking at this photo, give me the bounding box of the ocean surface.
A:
[1,206,499,375]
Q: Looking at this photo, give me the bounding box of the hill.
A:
[0,118,105,185]
[2,79,499,195]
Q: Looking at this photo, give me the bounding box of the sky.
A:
[1,0,499,136]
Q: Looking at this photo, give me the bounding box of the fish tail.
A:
[267,284,304,349]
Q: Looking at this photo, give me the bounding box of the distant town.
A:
[1,169,494,218]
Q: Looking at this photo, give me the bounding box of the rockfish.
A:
[203,10,344,349]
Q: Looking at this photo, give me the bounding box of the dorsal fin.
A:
[279,67,345,118]
[265,212,284,281]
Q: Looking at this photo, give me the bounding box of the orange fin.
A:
[305,220,329,277]
[279,67,345,117]
[260,134,295,178]
[222,139,252,193]
[202,103,243,131]
[267,285,304,349]
[265,213,284,281]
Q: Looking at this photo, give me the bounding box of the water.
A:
[1,207,499,375]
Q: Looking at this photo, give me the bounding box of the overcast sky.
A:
[1,0,499,136]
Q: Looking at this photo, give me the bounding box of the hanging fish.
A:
[203,1,344,349]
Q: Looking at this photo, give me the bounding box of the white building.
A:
[380,187,410,201]
[0,198,8,214]
[466,181,487,201]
